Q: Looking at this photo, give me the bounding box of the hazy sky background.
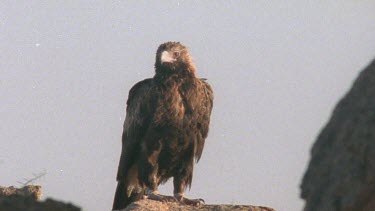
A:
[1,1,374,211]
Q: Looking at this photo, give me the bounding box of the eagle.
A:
[112,42,214,210]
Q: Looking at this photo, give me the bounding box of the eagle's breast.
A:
[153,80,186,126]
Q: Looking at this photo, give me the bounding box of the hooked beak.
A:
[161,51,176,63]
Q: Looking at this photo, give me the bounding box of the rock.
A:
[116,199,275,211]
[0,195,81,211]
[0,185,81,211]
[301,59,375,211]
[0,186,42,200]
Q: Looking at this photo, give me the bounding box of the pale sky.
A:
[1,1,375,211]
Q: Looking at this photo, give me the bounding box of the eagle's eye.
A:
[173,51,180,58]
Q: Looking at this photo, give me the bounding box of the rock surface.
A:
[0,195,81,211]
[0,185,80,211]
[119,199,275,211]
[301,59,375,211]
[0,186,42,200]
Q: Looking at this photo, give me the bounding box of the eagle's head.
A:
[154,41,196,77]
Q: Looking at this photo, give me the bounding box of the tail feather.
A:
[112,181,144,210]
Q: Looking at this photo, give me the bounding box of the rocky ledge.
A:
[120,199,275,211]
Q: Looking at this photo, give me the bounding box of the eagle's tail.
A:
[112,181,144,210]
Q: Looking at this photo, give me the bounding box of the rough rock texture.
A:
[0,186,42,200]
[0,185,80,211]
[0,195,81,211]
[117,199,275,211]
[301,59,375,211]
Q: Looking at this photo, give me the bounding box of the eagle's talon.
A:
[178,197,205,206]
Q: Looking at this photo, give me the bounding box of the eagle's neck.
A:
[154,66,195,84]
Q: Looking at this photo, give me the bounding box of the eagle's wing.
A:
[195,79,214,162]
[116,78,154,180]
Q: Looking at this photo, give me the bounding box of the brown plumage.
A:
[112,42,213,210]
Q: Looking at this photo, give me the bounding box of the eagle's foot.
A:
[147,192,177,203]
[175,195,205,206]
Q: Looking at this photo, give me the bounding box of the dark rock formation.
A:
[0,185,80,211]
[118,199,275,211]
[301,59,375,211]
